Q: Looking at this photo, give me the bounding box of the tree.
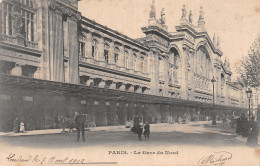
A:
[236,35,260,88]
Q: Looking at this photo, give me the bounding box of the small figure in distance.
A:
[20,121,25,133]
[143,121,150,140]
[75,112,86,142]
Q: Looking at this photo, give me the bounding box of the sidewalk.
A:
[0,121,219,137]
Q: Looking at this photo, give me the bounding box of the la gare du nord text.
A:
[108,150,179,155]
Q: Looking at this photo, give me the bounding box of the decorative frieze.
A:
[49,0,81,21]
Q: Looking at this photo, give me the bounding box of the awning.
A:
[0,73,247,111]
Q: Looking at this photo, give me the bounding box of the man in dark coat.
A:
[75,112,85,142]
[136,120,143,140]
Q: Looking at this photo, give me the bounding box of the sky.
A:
[78,0,260,76]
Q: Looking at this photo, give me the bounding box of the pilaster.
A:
[109,41,115,64]
[98,36,105,61]
[86,32,93,57]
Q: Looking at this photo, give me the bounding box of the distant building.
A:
[252,88,259,117]
[0,0,247,131]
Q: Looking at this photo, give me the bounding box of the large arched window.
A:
[21,0,35,41]
[169,47,181,83]
[195,46,212,78]
[92,39,98,58]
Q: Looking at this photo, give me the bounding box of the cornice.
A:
[49,0,81,21]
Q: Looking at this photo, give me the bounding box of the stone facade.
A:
[0,0,247,131]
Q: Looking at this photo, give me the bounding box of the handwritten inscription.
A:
[198,151,232,166]
[6,153,116,165]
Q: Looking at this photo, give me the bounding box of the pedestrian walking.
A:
[136,120,143,140]
[247,117,259,147]
[143,121,150,140]
[20,121,25,133]
[75,112,85,142]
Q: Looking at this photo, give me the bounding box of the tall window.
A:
[114,47,119,63]
[104,43,109,63]
[92,40,98,58]
[1,2,12,35]
[21,0,35,41]
[79,42,85,57]
[79,35,86,57]
[195,47,211,77]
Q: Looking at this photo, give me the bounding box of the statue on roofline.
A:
[189,11,193,23]
[182,5,186,19]
[149,0,156,18]
[160,8,166,24]
[199,6,204,20]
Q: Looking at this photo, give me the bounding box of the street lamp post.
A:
[246,88,252,121]
[211,77,216,125]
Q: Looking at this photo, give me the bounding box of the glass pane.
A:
[27,20,30,40]
[26,0,29,6]
[4,12,7,34]
[31,21,34,41]
[31,13,34,20]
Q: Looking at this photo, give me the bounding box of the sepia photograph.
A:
[0,0,260,165]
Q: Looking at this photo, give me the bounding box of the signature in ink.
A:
[198,151,232,166]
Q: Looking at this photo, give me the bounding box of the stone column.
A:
[68,17,79,84]
[11,64,22,76]
[135,52,140,71]
[86,32,93,58]
[119,45,125,67]
[48,8,64,82]
[128,48,133,69]
[144,57,148,73]
[163,56,169,97]
[148,51,159,95]
[98,36,104,61]
[180,47,189,99]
